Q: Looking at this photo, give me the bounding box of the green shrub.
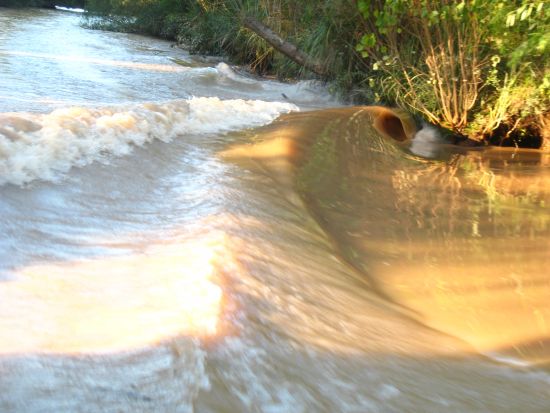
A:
[355,0,549,141]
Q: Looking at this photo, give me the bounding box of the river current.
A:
[1,7,549,413]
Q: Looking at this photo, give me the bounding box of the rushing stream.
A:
[1,7,550,413]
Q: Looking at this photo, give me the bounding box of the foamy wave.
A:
[0,97,298,185]
[54,6,85,13]
[409,124,444,158]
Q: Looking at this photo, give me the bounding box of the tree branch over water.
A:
[241,16,329,78]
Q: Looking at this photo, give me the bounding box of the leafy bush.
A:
[355,0,549,142]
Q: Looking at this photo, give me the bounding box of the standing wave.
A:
[0,97,298,186]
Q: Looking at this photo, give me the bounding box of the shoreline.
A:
[2,3,549,150]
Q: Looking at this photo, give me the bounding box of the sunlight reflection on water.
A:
[0,235,225,354]
[0,50,188,72]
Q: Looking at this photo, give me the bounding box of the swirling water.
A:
[1,7,549,413]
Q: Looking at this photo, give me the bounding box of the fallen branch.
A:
[242,16,328,78]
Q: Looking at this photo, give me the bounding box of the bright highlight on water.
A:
[0,7,549,413]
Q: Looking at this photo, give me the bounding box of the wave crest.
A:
[0,97,298,186]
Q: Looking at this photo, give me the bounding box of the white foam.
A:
[215,62,257,85]
[1,340,210,412]
[55,6,85,13]
[485,352,532,368]
[409,124,445,158]
[0,97,298,186]
[209,63,338,109]
[378,384,401,400]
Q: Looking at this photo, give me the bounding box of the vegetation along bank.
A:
[7,0,550,148]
